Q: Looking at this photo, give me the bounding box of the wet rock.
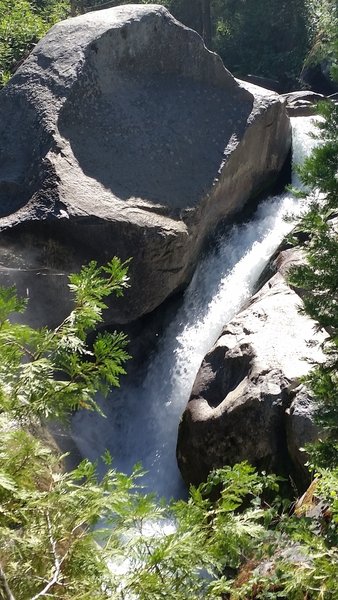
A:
[177,263,325,488]
[0,5,291,326]
[281,90,325,116]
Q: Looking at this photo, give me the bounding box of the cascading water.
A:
[72,116,318,499]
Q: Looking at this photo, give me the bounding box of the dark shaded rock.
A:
[0,5,291,326]
[285,389,320,487]
[0,232,73,328]
[301,60,338,96]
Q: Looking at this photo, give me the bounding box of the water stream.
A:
[72,116,318,500]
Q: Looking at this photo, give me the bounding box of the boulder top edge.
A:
[9,4,242,95]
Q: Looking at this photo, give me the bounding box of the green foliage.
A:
[253,34,338,599]
[0,424,141,599]
[299,103,338,207]
[0,0,44,85]
[212,0,312,89]
[0,258,130,422]
[0,437,282,600]
[1,0,334,91]
[1,3,338,596]
[0,258,133,598]
[305,0,338,69]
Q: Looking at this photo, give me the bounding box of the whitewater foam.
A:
[72,116,319,499]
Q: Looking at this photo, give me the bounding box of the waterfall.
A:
[72,116,318,500]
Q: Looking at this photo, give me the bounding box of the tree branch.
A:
[31,512,62,600]
[0,563,16,600]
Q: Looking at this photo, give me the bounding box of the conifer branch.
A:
[31,512,62,600]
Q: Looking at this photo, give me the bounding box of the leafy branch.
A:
[0,258,130,422]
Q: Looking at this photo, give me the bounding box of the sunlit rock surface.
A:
[0,4,290,325]
[177,250,325,488]
[281,90,325,116]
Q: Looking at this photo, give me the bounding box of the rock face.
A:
[281,91,325,117]
[285,389,320,485]
[177,251,325,488]
[0,4,291,325]
[301,60,338,96]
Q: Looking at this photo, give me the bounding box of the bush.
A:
[212,0,312,90]
[288,100,338,469]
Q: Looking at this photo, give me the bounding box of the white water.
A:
[72,117,318,499]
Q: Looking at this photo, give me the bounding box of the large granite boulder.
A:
[177,251,325,488]
[0,4,291,325]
